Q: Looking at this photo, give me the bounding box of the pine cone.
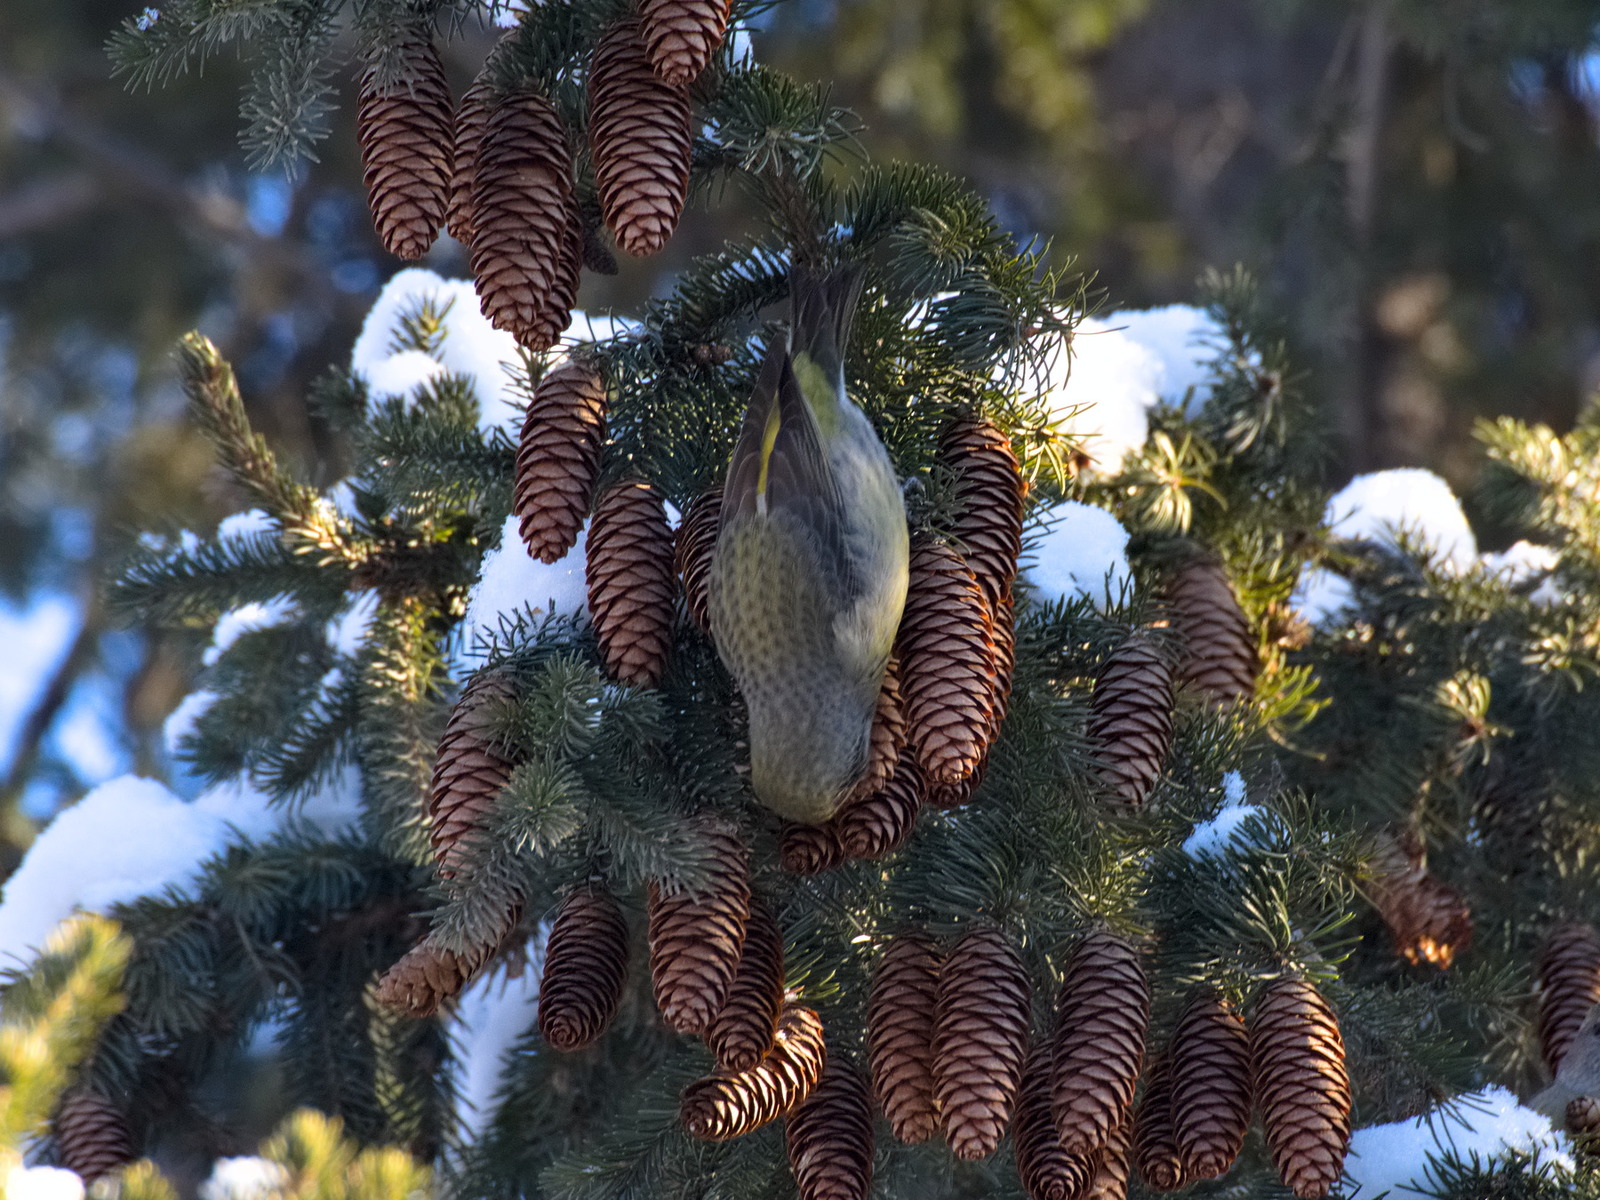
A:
[681,1003,827,1140]
[1086,1112,1134,1200]
[899,535,997,786]
[1367,829,1473,969]
[987,593,1017,738]
[1568,1095,1600,1155]
[538,886,630,1051]
[56,1087,133,1184]
[514,360,608,564]
[1087,629,1175,807]
[1050,931,1149,1158]
[836,746,924,861]
[446,78,491,244]
[675,486,723,634]
[1169,991,1251,1180]
[469,88,579,351]
[1168,557,1256,704]
[638,0,732,86]
[867,932,943,1144]
[1250,977,1351,1199]
[1133,1055,1188,1193]
[706,899,786,1071]
[429,670,517,879]
[588,18,693,257]
[375,933,502,1017]
[933,925,1032,1160]
[786,1056,875,1200]
[1539,923,1600,1073]
[1013,1046,1096,1200]
[648,824,751,1034]
[859,656,908,799]
[780,821,846,875]
[940,416,1025,607]
[587,478,678,688]
[356,33,453,260]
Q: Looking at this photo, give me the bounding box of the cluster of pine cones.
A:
[355,0,734,349]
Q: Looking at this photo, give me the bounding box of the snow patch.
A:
[5,1165,85,1200]
[325,591,379,656]
[204,598,297,666]
[199,1156,291,1200]
[215,508,275,542]
[1023,501,1131,609]
[163,689,219,755]
[1184,774,1262,859]
[1292,567,1355,627]
[1106,305,1223,414]
[0,596,78,766]
[1326,469,1477,572]
[364,348,446,400]
[453,965,542,1136]
[462,516,588,650]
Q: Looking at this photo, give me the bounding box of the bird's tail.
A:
[788,265,864,386]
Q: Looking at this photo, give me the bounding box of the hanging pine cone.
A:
[780,821,846,875]
[1087,1113,1134,1200]
[638,0,732,86]
[867,932,943,1144]
[940,415,1025,607]
[55,1087,133,1184]
[786,1056,875,1200]
[429,670,517,879]
[836,747,924,861]
[648,823,751,1034]
[356,33,454,260]
[537,886,630,1051]
[681,1003,827,1140]
[1568,1095,1600,1154]
[587,478,678,688]
[706,900,786,1071]
[1169,991,1251,1180]
[588,18,693,257]
[1539,923,1600,1072]
[469,88,580,351]
[1087,629,1175,807]
[375,930,506,1018]
[675,486,723,634]
[898,535,997,786]
[933,925,1032,1160]
[1167,556,1257,705]
[987,593,1017,739]
[514,360,608,565]
[1133,1055,1189,1193]
[859,656,908,799]
[1013,1047,1096,1200]
[445,78,491,244]
[1050,931,1149,1158]
[1367,829,1473,969]
[1250,977,1351,1199]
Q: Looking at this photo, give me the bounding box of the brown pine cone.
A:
[648,823,751,1034]
[356,33,453,260]
[786,1056,875,1200]
[1568,1095,1600,1155]
[1169,991,1251,1179]
[859,656,908,799]
[1133,1055,1189,1193]
[940,415,1025,607]
[1250,977,1352,1199]
[706,899,786,1071]
[638,0,732,86]
[1367,829,1473,969]
[867,932,943,1144]
[429,670,517,879]
[1050,931,1149,1158]
[933,925,1032,1160]
[375,930,506,1018]
[537,886,630,1051]
[469,88,579,351]
[1167,557,1257,705]
[55,1087,133,1184]
[1539,923,1600,1073]
[514,360,608,565]
[675,486,723,634]
[588,18,693,257]
[587,478,678,688]
[446,77,491,244]
[987,593,1017,739]
[1086,1112,1134,1200]
[898,535,997,786]
[1013,1046,1096,1200]
[836,746,924,861]
[681,1003,827,1140]
[1087,629,1175,807]
[780,821,846,875]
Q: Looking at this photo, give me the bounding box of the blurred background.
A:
[4,0,1600,871]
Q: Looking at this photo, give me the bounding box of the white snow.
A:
[162,689,219,755]
[1291,568,1355,627]
[1345,1086,1570,1196]
[1483,540,1563,604]
[453,965,542,1136]
[1106,305,1223,414]
[364,348,446,401]
[1022,501,1132,609]
[215,508,275,542]
[1325,469,1477,572]
[204,598,297,666]
[0,596,78,766]
[461,516,589,651]
[4,1165,85,1200]
[325,592,379,656]
[198,1156,291,1200]
[1183,776,1262,858]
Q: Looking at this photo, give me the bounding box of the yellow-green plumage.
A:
[708,269,909,824]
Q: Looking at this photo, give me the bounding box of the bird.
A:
[708,266,909,824]
[1533,1000,1600,1127]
